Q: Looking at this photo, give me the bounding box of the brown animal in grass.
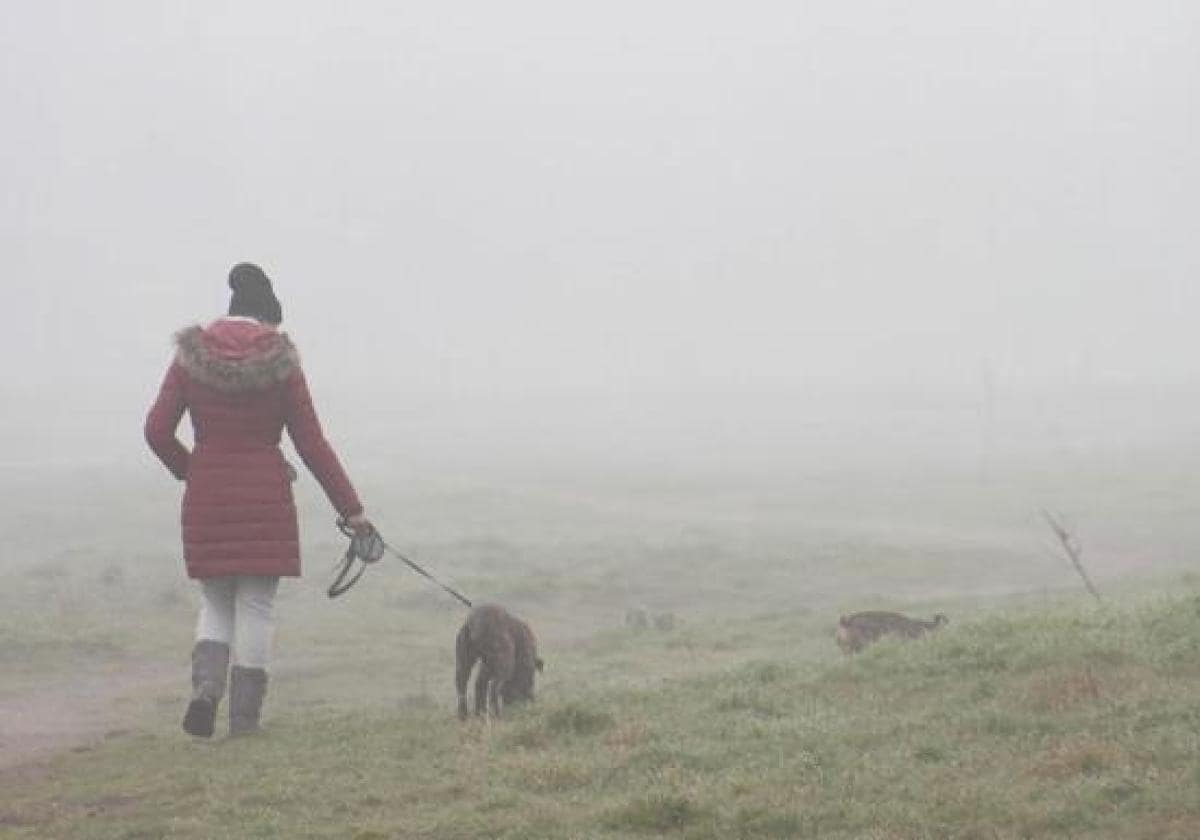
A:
[836,611,948,654]
[624,606,676,632]
[455,603,544,719]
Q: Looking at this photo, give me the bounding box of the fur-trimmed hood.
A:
[174,319,299,392]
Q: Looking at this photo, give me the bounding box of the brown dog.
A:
[455,603,544,719]
[836,611,948,654]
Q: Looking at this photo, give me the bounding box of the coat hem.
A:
[186,565,302,579]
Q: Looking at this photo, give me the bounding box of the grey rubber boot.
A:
[228,665,269,737]
[182,640,230,738]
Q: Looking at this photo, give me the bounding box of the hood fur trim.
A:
[174,324,300,392]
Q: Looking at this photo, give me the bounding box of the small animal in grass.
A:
[836,611,949,654]
[455,603,544,719]
[624,606,677,632]
[651,611,676,632]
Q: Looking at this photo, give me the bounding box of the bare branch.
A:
[1040,509,1103,603]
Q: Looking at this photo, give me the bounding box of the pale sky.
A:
[2,1,1197,464]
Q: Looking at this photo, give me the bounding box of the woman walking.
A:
[145,263,371,738]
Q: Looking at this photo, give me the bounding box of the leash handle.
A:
[336,519,385,562]
[326,518,383,599]
[327,547,368,598]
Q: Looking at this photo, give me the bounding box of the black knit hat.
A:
[227,262,283,325]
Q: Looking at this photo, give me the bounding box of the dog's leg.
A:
[455,625,476,721]
[489,636,516,718]
[474,664,491,716]
[488,676,504,718]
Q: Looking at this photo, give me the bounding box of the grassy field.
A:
[3,589,1199,838]
[1,454,1198,838]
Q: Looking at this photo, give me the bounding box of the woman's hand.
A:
[344,513,374,535]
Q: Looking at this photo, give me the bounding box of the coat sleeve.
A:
[283,369,364,519]
[144,362,191,480]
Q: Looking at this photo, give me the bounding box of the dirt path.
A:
[0,660,181,774]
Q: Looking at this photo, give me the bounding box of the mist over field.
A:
[3,1,1198,477]
[1,0,1196,641]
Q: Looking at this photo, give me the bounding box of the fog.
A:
[2,1,1198,479]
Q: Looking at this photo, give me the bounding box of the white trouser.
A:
[195,576,280,669]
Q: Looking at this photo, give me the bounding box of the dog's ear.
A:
[535,657,545,673]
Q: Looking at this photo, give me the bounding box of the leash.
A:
[327,519,473,608]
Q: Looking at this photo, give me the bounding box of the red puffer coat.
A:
[145,318,363,579]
